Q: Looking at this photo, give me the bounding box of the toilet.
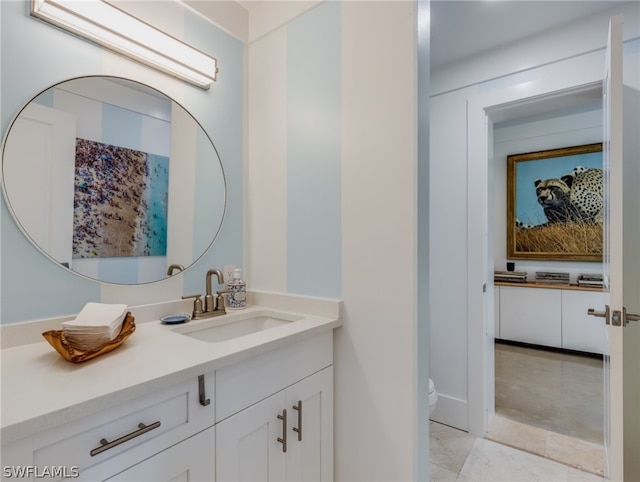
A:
[428,378,438,415]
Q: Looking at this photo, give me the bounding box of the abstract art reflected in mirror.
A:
[1,76,226,285]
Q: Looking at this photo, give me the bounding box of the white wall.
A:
[246,1,421,480]
[1,0,244,321]
[430,2,640,433]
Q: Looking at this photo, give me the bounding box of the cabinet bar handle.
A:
[292,400,302,441]
[277,409,287,453]
[90,421,161,456]
[198,374,210,406]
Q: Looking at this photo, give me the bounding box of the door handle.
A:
[292,400,302,442]
[587,305,610,324]
[90,421,161,456]
[624,307,640,325]
[277,409,287,453]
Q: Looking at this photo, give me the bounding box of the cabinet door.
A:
[499,287,562,347]
[561,290,604,354]
[106,427,214,482]
[285,368,333,482]
[216,392,287,482]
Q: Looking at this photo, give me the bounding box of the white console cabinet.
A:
[216,368,332,482]
[1,296,341,482]
[216,332,333,482]
[1,332,334,482]
[496,283,604,354]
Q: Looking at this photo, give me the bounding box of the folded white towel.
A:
[63,302,128,329]
[62,303,128,350]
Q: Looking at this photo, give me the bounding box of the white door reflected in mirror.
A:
[1,76,226,285]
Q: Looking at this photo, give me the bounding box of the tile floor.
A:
[430,343,606,481]
[430,421,604,482]
[494,343,603,444]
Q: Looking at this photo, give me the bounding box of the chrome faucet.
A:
[181,268,227,320]
[205,269,225,313]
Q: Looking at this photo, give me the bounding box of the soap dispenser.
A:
[227,268,246,310]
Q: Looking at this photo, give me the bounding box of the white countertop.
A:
[0,291,342,445]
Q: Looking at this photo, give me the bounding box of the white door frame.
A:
[466,54,607,435]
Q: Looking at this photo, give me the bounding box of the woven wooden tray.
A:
[42,312,135,363]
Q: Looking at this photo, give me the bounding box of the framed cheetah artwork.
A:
[507,143,603,261]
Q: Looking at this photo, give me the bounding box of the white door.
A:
[2,103,76,267]
[595,14,640,482]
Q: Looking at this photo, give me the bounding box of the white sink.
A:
[172,311,304,343]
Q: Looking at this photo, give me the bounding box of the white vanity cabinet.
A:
[1,373,215,482]
[215,332,334,482]
[106,427,214,482]
[1,297,341,482]
[496,283,604,354]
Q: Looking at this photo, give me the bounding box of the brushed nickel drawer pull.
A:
[292,400,302,441]
[277,409,287,453]
[90,421,161,456]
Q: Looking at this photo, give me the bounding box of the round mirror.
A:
[1,76,226,284]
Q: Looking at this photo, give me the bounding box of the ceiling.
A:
[199,1,631,69]
[431,0,632,70]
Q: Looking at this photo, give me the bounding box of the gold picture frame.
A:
[507,143,603,261]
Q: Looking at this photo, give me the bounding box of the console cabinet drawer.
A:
[11,373,214,481]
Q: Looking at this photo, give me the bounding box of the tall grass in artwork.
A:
[516,221,602,255]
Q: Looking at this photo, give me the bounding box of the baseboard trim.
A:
[429,393,468,431]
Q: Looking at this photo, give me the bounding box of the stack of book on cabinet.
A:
[535,271,570,285]
[577,273,604,288]
[494,270,527,283]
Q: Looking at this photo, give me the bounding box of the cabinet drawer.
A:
[31,374,214,479]
[216,332,332,422]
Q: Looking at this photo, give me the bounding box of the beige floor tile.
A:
[486,415,547,455]
[495,343,603,444]
[429,421,477,474]
[430,463,460,482]
[544,431,604,476]
[460,438,590,482]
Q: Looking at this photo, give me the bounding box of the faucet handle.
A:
[182,294,204,317]
[216,291,229,313]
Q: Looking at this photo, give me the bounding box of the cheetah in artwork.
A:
[532,166,603,225]
[563,167,603,223]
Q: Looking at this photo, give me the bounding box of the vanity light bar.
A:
[31,0,218,89]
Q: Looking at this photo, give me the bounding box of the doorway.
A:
[482,86,606,474]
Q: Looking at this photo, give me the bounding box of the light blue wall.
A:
[286,2,342,298]
[0,1,243,323]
